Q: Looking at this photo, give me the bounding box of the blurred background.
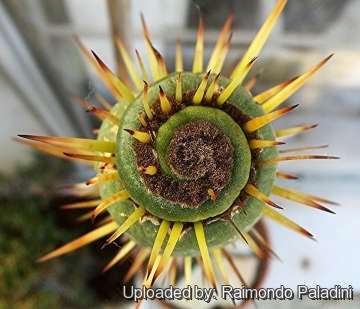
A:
[1,0,359,308]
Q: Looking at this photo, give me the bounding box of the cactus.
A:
[17,0,338,307]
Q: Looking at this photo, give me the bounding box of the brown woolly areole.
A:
[132,89,260,211]
[167,120,233,183]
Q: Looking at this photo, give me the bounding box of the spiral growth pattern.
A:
[17,0,338,306]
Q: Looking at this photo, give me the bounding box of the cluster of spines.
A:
[15,0,340,306]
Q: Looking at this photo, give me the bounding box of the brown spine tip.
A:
[192,70,211,104]
[87,107,120,125]
[153,47,168,77]
[91,50,106,70]
[101,239,110,250]
[204,72,221,101]
[276,124,319,138]
[235,198,247,215]
[17,134,33,140]
[276,172,299,180]
[227,216,248,244]
[158,86,172,114]
[267,200,283,209]
[321,207,336,214]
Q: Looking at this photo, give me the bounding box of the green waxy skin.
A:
[97,71,278,256]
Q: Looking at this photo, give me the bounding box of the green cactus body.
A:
[97,72,278,256]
